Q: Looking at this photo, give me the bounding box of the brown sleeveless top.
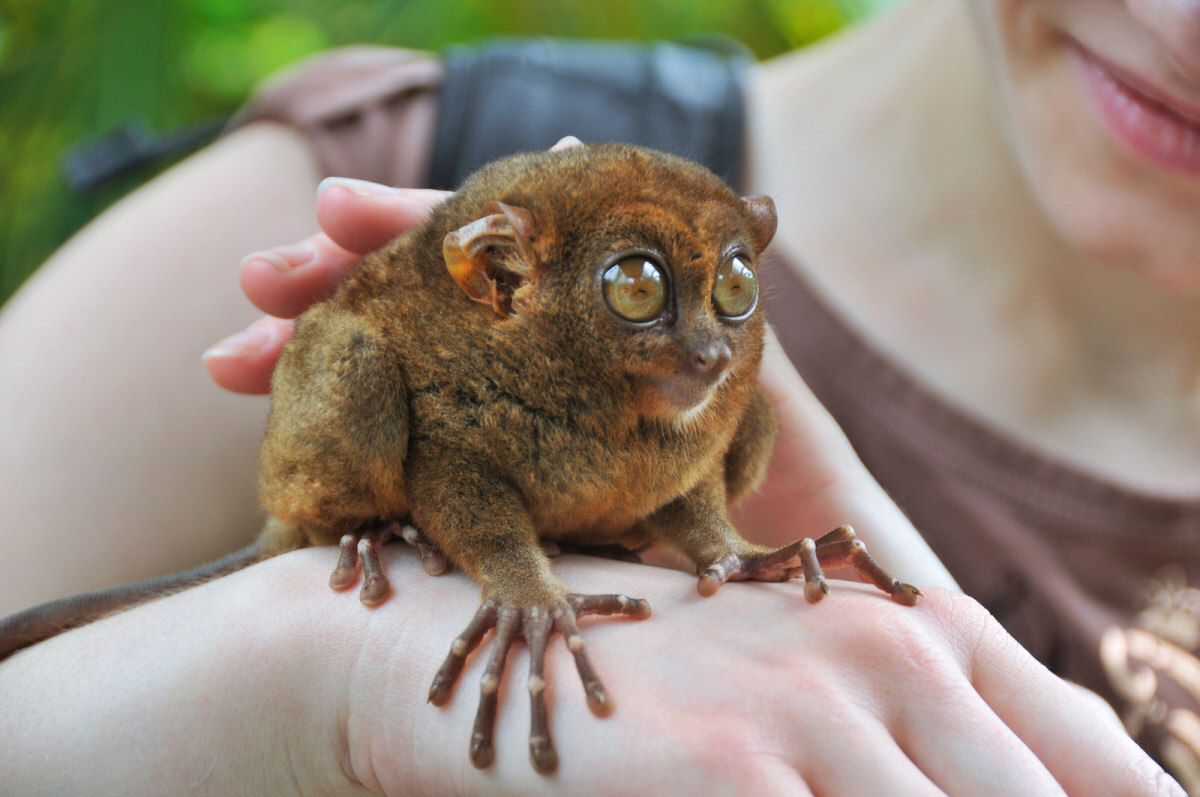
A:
[234,45,1200,787]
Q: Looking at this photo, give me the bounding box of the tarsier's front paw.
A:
[328,521,450,605]
[698,524,922,606]
[428,592,651,773]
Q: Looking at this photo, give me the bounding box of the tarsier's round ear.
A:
[443,201,538,317]
[740,195,777,253]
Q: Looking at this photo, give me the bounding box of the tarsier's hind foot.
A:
[699,524,922,605]
[329,523,394,605]
[398,523,452,576]
[428,592,651,773]
[327,521,451,605]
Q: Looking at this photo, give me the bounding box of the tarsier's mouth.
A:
[652,369,728,416]
[674,387,719,427]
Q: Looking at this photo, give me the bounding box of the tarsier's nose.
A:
[689,339,732,383]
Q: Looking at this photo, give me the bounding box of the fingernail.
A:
[550,135,584,152]
[316,176,397,198]
[241,243,314,273]
[201,324,272,362]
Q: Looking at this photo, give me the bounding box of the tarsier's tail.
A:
[0,542,264,663]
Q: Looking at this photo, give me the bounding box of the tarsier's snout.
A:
[686,337,732,384]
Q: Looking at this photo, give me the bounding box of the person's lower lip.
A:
[1072,44,1200,178]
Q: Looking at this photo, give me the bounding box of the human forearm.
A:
[0,549,368,796]
[0,124,324,615]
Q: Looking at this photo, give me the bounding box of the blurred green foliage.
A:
[0,0,893,305]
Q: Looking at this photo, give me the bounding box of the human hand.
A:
[0,547,1174,795]
[352,551,1176,796]
[202,178,449,395]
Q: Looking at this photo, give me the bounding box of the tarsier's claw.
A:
[893,582,923,606]
[804,577,830,603]
[555,606,612,718]
[468,606,520,769]
[567,592,652,619]
[432,591,650,772]
[328,525,394,605]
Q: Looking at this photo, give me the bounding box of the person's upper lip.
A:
[1071,37,1200,127]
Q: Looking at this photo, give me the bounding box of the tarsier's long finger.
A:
[553,603,613,717]
[329,534,360,591]
[727,537,829,601]
[429,599,498,706]
[568,593,652,620]
[470,606,521,769]
[797,538,829,603]
[400,523,450,576]
[525,606,558,774]
[358,526,393,605]
[815,525,922,606]
[697,540,834,600]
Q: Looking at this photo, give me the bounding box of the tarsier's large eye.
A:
[713,255,757,318]
[602,256,667,323]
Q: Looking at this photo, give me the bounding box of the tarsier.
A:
[0,144,919,773]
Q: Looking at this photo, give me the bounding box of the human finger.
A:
[240,232,362,319]
[778,603,1022,797]
[957,591,1182,795]
[315,178,447,256]
[895,679,1067,796]
[550,135,584,151]
[202,315,293,395]
[796,713,946,797]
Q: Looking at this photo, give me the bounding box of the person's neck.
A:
[747,0,1200,492]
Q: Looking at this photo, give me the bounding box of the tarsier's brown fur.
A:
[261,146,775,571]
[0,144,918,774]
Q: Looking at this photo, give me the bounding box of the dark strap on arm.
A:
[429,38,748,190]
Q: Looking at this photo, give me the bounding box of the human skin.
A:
[0,123,317,617]
[0,548,1176,796]
[969,0,1200,288]
[0,0,1192,793]
[746,0,1200,494]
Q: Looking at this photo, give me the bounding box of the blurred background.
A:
[0,0,894,306]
